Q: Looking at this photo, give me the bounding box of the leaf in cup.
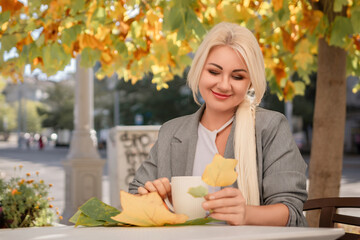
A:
[111,191,188,226]
[188,185,208,198]
[202,154,238,187]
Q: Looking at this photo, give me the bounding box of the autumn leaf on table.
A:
[202,154,238,187]
[69,197,121,227]
[111,191,188,226]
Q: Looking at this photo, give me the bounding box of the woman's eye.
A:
[233,75,243,80]
[208,70,220,75]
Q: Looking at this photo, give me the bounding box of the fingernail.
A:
[203,203,208,208]
[209,195,215,200]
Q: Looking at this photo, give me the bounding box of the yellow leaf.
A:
[79,34,104,50]
[283,80,295,101]
[273,58,287,85]
[111,191,188,226]
[273,0,283,11]
[0,0,23,15]
[281,27,295,53]
[146,9,159,27]
[95,27,111,41]
[299,9,323,34]
[202,154,238,187]
[294,39,314,71]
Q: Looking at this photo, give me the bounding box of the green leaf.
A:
[167,41,179,56]
[114,41,128,57]
[179,54,192,67]
[70,0,85,14]
[188,185,208,198]
[0,11,10,25]
[75,213,105,227]
[92,7,106,25]
[333,0,348,12]
[167,217,220,226]
[329,16,353,47]
[276,4,290,25]
[177,25,186,41]
[79,197,121,223]
[350,6,360,34]
[29,42,42,60]
[80,47,101,68]
[61,25,82,47]
[1,35,17,51]
[187,10,206,38]
[35,34,45,47]
[69,210,82,224]
[163,5,183,31]
[293,81,306,96]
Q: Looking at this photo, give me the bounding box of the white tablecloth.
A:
[0,225,345,240]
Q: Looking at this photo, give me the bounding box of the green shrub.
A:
[0,167,56,228]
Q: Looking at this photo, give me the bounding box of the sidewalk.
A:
[0,140,359,224]
[0,140,109,223]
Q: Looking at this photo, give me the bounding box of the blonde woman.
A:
[129,22,308,226]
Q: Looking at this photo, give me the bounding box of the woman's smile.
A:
[211,90,231,99]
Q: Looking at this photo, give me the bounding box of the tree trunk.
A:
[306,38,347,227]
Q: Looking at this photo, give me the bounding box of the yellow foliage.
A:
[300,8,323,34]
[111,191,188,226]
[272,0,283,11]
[281,27,296,53]
[0,0,23,15]
[15,33,33,51]
[202,154,238,187]
[294,39,314,71]
[95,27,111,42]
[284,80,295,100]
[273,58,287,85]
[79,34,104,50]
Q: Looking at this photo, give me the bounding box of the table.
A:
[0,225,344,240]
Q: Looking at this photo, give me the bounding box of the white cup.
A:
[171,176,208,220]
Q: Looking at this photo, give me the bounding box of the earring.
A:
[246,88,255,103]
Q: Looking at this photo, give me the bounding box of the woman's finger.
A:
[138,186,149,195]
[144,181,157,192]
[205,187,242,201]
[203,196,244,210]
[160,178,172,199]
[153,179,168,199]
[210,206,244,214]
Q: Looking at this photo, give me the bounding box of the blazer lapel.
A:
[224,119,236,159]
[170,106,205,176]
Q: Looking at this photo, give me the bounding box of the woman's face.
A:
[199,45,251,115]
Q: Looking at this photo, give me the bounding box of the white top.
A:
[192,117,234,177]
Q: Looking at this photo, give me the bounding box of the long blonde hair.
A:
[187,22,266,205]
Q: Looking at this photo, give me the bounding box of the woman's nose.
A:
[217,75,231,91]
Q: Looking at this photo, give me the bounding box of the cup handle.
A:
[164,197,175,213]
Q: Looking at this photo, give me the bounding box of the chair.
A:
[303,197,360,240]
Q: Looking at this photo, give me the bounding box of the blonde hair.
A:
[187,22,266,206]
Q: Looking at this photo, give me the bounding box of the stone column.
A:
[62,57,105,222]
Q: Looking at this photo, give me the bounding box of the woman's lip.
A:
[211,90,231,99]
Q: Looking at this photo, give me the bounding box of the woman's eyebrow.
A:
[233,69,247,73]
[209,63,223,70]
[208,63,247,73]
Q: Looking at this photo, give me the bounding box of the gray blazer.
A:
[129,106,308,226]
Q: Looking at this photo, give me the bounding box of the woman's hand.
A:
[137,177,172,202]
[202,187,247,226]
